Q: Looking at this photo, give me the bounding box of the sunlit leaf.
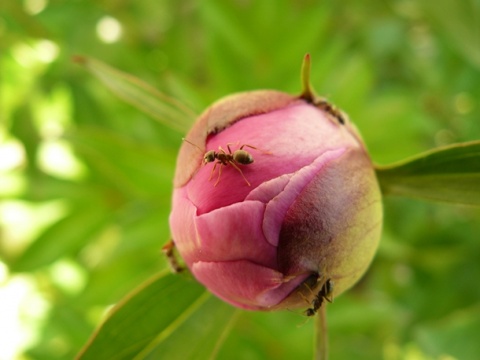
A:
[73,56,197,133]
[67,127,175,199]
[376,141,480,206]
[11,204,110,272]
[76,272,239,360]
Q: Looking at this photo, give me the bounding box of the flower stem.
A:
[314,304,329,360]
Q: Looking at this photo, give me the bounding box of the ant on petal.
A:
[184,139,264,186]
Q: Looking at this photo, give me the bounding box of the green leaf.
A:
[67,127,175,199]
[376,140,480,206]
[76,272,239,360]
[415,305,480,360]
[420,0,480,69]
[73,56,197,133]
[11,204,110,272]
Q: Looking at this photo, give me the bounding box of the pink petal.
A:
[192,260,310,310]
[193,201,276,268]
[169,189,199,268]
[261,147,346,247]
[188,103,358,215]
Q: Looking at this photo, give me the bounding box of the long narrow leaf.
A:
[73,56,197,133]
[76,272,238,360]
[67,127,175,198]
[136,292,239,360]
[11,204,110,272]
[376,140,480,206]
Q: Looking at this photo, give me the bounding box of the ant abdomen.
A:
[233,150,254,165]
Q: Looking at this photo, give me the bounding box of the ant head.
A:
[204,150,216,164]
[304,308,315,317]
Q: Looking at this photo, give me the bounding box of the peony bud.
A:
[169,89,382,311]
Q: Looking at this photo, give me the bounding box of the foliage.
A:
[1,1,480,359]
[377,140,480,206]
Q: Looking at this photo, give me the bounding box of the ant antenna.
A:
[182,138,203,152]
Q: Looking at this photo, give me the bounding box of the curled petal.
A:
[194,201,276,268]
[260,148,346,248]
[192,260,309,310]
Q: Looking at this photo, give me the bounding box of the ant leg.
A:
[214,164,223,186]
[218,146,228,155]
[298,291,311,305]
[298,282,322,317]
[239,144,258,150]
[295,290,315,316]
[161,239,184,273]
[228,161,251,186]
[303,281,316,296]
[226,142,240,154]
[322,279,334,303]
[239,144,272,155]
[209,161,218,181]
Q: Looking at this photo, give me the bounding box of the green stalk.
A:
[300,53,316,103]
[314,305,329,360]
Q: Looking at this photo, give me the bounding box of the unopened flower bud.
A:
[169,89,382,311]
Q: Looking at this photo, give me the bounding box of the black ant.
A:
[161,239,184,273]
[314,99,346,125]
[304,278,334,317]
[183,139,261,186]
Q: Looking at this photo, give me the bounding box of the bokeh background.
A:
[1,1,480,359]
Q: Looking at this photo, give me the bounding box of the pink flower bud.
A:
[169,90,382,311]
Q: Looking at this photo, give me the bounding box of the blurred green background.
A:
[1,0,480,359]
